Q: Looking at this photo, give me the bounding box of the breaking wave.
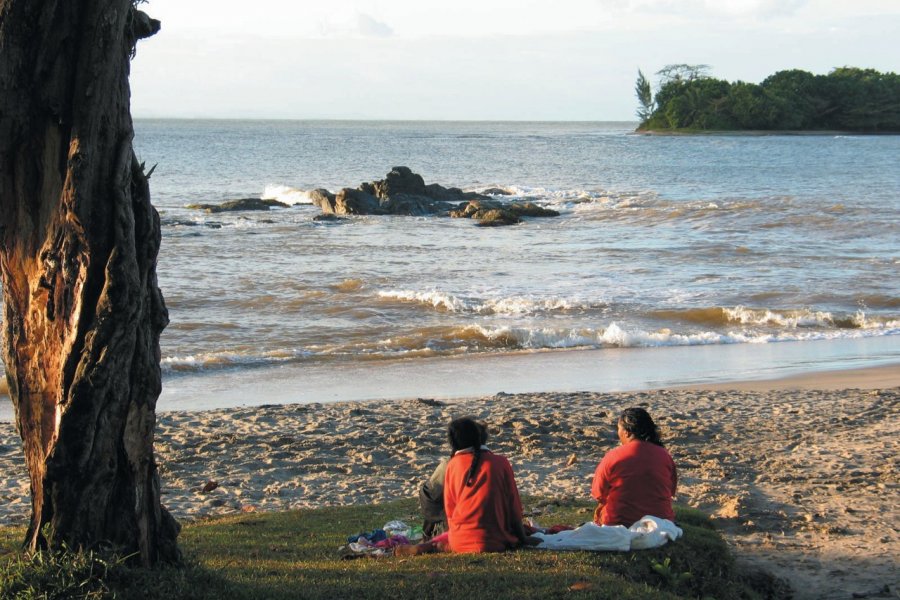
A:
[262,184,315,205]
[376,289,602,315]
[649,306,899,330]
[159,320,899,374]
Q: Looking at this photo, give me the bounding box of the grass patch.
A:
[0,499,780,599]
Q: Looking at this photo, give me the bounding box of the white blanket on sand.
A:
[532,516,682,552]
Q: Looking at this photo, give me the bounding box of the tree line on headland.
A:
[635,64,900,132]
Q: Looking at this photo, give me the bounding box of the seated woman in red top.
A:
[591,408,677,526]
[443,417,533,553]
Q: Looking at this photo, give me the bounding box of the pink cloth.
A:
[430,532,450,545]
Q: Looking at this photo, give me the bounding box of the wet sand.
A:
[0,365,897,599]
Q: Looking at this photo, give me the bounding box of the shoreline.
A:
[1,351,898,421]
[157,335,900,414]
[675,363,900,391]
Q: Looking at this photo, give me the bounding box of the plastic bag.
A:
[383,520,411,539]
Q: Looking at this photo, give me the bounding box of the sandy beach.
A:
[0,365,898,599]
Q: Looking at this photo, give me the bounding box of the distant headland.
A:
[634,65,900,134]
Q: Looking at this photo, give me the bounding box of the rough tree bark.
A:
[0,1,179,564]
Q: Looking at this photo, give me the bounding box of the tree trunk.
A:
[0,0,179,565]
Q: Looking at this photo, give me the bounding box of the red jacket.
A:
[591,440,677,526]
[444,450,524,552]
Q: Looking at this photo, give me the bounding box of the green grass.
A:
[0,499,784,599]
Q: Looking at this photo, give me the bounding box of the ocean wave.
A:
[494,185,602,205]
[855,294,900,309]
[464,323,737,350]
[513,187,776,225]
[465,322,900,350]
[649,306,899,330]
[376,289,600,315]
[161,348,314,373]
[331,278,366,293]
[571,194,775,219]
[363,321,900,354]
[159,320,900,374]
[262,184,315,205]
[380,322,900,351]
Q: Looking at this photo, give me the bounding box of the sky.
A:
[130,0,900,121]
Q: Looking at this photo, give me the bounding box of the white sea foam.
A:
[376,289,597,315]
[262,184,315,205]
[377,289,468,312]
[161,348,313,373]
[463,323,733,350]
[724,306,835,328]
[500,185,598,205]
[158,320,899,373]
[723,306,899,330]
[485,296,586,315]
[468,322,900,351]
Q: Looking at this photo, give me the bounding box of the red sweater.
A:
[444,450,524,553]
[591,440,677,526]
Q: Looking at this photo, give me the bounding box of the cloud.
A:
[702,0,809,18]
[599,0,809,20]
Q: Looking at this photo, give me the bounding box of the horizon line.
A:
[132,116,640,124]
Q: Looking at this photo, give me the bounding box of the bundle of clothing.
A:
[531,516,682,552]
[339,520,424,558]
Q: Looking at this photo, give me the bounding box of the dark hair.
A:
[619,407,663,447]
[448,417,488,486]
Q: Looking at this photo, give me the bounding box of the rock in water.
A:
[333,188,383,215]
[508,202,560,217]
[449,198,504,218]
[381,193,453,216]
[372,166,427,199]
[424,183,467,202]
[475,209,522,227]
[312,213,345,222]
[309,167,560,224]
[185,198,288,213]
[308,189,336,212]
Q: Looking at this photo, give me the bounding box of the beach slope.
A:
[0,369,897,599]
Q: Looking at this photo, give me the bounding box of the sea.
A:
[3,120,900,415]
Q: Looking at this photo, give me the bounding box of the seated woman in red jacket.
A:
[443,416,533,553]
[395,417,534,556]
[591,407,677,526]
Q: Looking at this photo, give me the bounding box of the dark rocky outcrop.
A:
[372,166,427,198]
[423,183,466,202]
[334,188,384,215]
[186,198,288,213]
[475,209,522,227]
[162,218,224,229]
[308,189,336,211]
[312,213,346,223]
[314,167,463,217]
[182,170,558,227]
[312,167,561,226]
[450,198,559,226]
[381,193,451,216]
[507,202,560,218]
